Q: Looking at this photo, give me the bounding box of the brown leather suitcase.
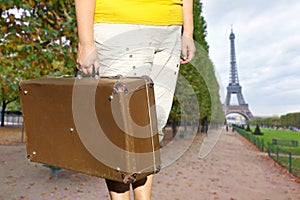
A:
[19,75,161,183]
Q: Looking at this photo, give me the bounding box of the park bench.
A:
[272,138,298,147]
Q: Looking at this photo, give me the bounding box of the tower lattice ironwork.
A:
[224,29,253,120]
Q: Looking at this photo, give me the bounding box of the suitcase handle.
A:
[75,65,100,79]
[75,66,124,80]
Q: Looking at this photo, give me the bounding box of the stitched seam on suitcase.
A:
[145,80,157,173]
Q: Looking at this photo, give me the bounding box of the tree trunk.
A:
[1,87,7,127]
[172,120,177,138]
[1,100,6,127]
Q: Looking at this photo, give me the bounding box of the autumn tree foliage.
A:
[0,0,224,128]
[0,0,76,126]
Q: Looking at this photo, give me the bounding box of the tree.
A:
[246,124,251,132]
[253,124,263,135]
[280,112,300,129]
[0,0,77,126]
[1,0,225,129]
[169,0,224,133]
[249,113,299,129]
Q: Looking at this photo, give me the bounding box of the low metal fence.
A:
[234,126,300,178]
[235,127,264,151]
[272,138,298,147]
[1,111,23,126]
[267,143,300,177]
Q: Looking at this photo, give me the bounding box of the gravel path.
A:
[1,127,299,200]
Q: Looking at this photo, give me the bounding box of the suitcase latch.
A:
[109,82,129,101]
[121,173,137,184]
[113,82,128,94]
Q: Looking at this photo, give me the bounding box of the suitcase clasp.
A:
[109,82,129,101]
[121,173,137,184]
[112,82,128,94]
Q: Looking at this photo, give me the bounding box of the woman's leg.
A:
[150,26,182,132]
[132,175,153,200]
[105,179,131,200]
[105,175,153,200]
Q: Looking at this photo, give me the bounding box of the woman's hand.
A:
[75,0,98,74]
[180,35,196,64]
[181,0,195,64]
[76,44,100,74]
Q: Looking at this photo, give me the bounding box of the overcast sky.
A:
[202,0,300,117]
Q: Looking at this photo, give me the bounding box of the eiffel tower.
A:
[223,29,253,120]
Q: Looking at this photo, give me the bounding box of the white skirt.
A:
[94,23,182,131]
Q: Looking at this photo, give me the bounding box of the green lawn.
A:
[271,156,300,178]
[237,127,300,155]
[235,126,300,178]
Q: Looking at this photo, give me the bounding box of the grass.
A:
[271,156,300,178]
[259,128,300,155]
[234,126,300,178]
[237,126,300,155]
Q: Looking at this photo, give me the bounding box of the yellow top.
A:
[94,0,183,25]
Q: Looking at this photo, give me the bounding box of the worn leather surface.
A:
[19,76,160,182]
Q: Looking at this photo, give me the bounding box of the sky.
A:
[201,0,300,117]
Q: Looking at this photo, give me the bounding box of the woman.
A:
[75,0,195,199]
